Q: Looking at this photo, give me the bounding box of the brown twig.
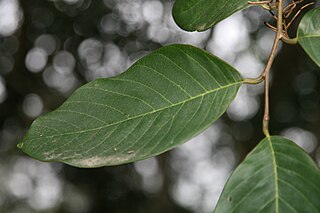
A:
[264,22,278,32]
[248,0,279,10]
[244,0,314,135]
[248,0,273,5]
[261,0,283,137]
[282,1,314,44]
[244,0,285,137]
[283,0,304,18]
[285,2,314,29]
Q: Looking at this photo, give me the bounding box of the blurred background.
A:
[0,0,319,212]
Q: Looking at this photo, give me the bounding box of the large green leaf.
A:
[18,44,242,168]
[298,7,320,67]
[172,0,258,32]
[215,136,320,212]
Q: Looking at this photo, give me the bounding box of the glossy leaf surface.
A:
[215,136,320,212]
[172,0,258,32]
[19,44,242,168]
[298,7,320,67]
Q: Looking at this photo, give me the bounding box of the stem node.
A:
[281,36,298,45]
[243,77,263,84]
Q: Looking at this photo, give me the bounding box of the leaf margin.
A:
[18,44,244,168]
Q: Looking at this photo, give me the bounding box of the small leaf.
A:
[19,44,243,168]
[215,136,320,212]
[172,0,258,32]
[297,7,320,67]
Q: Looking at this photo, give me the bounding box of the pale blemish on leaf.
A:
[70,154,135,168]
[43,151,64,161]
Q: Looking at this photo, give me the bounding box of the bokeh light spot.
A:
[63,0,81,5]
[78,38,103,65]
[22,94,44,118]
[7,172,32,199]
[281,127,318,153]
[142,1,163,24]
[53,51,76,74]
[35,34,57,55]
[0,76,7,104]
[117,1,143,25]
[227,86,260,121]
[100,14,118,34]
[25,47,48,73]
[0,0,22,36]
[43,66,78,94]
[134,157,163,194]
[208,12,250,63]
[234,53,264,78]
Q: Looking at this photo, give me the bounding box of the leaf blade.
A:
[297,7,320,67]
[19,44,243,168]
[172,0,258,32]
[214,136,320,212]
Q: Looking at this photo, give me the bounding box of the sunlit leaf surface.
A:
[298,7,320,67]
[215,136,320,212]
[19,44,242,168]
[172,0,258,32]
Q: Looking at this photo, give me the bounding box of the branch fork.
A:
[245,0,313,137]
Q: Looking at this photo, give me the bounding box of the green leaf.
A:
[214,136,320,212]
[19,44,243,168]
[297,7,320,67]
[172,0,258,32]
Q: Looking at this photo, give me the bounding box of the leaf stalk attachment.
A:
[246,0,314,137]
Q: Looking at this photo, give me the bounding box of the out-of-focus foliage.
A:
[0,0,319,212]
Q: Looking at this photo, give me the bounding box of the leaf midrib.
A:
[267,136,279,213]
[298,34,320,39]
[26,81,243,141]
